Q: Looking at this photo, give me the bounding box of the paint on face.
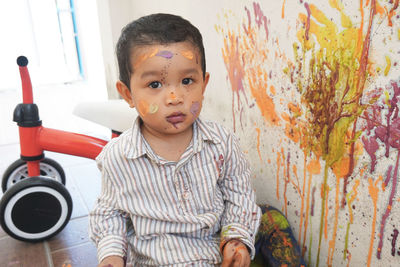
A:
[149,103,158,114]
[169,92,176,100]
[134,48,158,69]
[156,50,174,59]
[181,50,194,60]
[137,100,149,116]
[190,101,200,116]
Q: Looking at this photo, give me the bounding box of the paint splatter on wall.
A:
[216,0,400,266]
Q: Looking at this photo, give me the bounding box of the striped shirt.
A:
[89,117,261,266]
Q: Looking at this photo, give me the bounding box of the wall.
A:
[97,0,400,266]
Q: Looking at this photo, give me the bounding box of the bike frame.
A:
[16,57,108,177]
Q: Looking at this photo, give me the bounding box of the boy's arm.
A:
[89,155,130,264]
[218,132,261,259]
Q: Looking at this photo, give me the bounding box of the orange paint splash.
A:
[276,150,281,200]
[327,156,354,265]
[255,127,262,161]
[323,183,330,240]
[282,112,301,143]
[282,148,289,217]
[217,6,280,130]
[282,0,287,18]
[298,155,307,246]
[270,85,276,95]
[181,50,194,60]
[138,100,150,116]
[248,66,280,126]
[134,48,159,69]
[367,175,382,267]
[302,158,321,255]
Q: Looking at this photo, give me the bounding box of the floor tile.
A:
[0,236,49,267]
[67,163,101,212]
[51,242,98,267]
[0,225,7,239]
[64,170,90,219]
[47,216,90,252]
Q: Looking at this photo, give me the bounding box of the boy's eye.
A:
[182,78,193,85]
[149,81,162,89]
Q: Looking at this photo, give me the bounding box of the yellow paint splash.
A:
[149,103,159,114]
[384,55,391,76]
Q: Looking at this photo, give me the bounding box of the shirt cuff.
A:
[220,223,256,259]
[97,235,127,263]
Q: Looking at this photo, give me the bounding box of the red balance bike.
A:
[0,56,136,242]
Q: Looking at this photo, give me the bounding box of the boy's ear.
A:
[116,80,134,108]
[202,72,210,95]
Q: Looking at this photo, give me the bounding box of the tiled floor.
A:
[0,83,110,267]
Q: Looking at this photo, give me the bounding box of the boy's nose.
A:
[166,87,183,105]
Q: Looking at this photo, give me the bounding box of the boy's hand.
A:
[97,255,125,267]
[221,239,251,267]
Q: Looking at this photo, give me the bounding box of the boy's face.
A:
[117,41,210,137]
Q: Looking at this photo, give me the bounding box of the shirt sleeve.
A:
[218,132,261,259]
[89,151,131,263]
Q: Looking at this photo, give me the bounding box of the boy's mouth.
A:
[166,112,186,124]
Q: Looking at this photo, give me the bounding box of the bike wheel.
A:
[2,158,65,192]
[0,176,73,242]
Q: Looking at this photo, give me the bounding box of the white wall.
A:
[96,1,400,266]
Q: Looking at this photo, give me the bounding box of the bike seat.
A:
[73,99,138,133]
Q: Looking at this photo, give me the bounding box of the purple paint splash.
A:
[391,229,399,256]
[362,135,379,172]
[190,101,200,116]
[304,2,311,40]
[311,186,316,216]
[362,80,400,259]
[252,2,269,39]
[156,50,174,59]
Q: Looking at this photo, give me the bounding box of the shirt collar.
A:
[124,116,222,159]
[124,116,147,159]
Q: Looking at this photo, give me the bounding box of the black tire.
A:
[2,158,66,193]
[0,176,73,242]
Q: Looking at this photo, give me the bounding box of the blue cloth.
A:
[252,205,307,267]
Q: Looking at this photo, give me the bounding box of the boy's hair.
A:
[116,13,206,90]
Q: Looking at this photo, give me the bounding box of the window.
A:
[0,0,82,90]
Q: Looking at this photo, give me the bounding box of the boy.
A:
[89,13,260,266]
[90,13,306,267]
